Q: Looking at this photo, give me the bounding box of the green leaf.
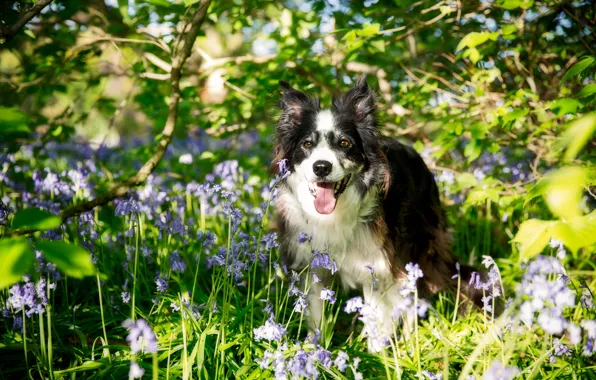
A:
[0,238,35,289]
[12,208,62,231]
[357,23,380,37]
[36,241,96,279]
[502,108,528,123]
[456,173,478,189]
[555,112,596,162]
[500,0,534,10]
[0,107,30,137]
[562,56,595,83]
[370,39,385,53]
[501,24,517,35]
[577,84,596,98]
[550,214,596,254]
[456,32,498,52]
[542,166,587,220]
[146,0,172,7]
[513,219,552,260]
[549,98,582,117]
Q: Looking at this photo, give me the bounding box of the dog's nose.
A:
[313,160,332,177]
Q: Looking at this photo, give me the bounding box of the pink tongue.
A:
[314,183,337,214]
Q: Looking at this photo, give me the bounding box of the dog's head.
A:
[274,74,384,217]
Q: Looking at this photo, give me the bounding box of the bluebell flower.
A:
[262,232,279,250]
[115,197,140,216]
[297,232,311,244]
[482,360,520,380]
[121,291,131,304]
[311,251,338,274]
[129,362,144,379]
[293,294,307,313]
[344,296,364,314]
[170,251,186,273]
[423,371,443,380]
[155,277,168,293]
[320,288,336,304]
[122,318,158,354]
[334,351,349,372]
[400,262,423,297]
[254,317,287,342]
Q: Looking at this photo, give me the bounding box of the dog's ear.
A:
[333,74,377,125]
[278,81,318,126]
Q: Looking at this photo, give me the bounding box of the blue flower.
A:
[297,232,311,244]
[122,318,158,354]
[320,288,336,304]
[155,277,168,293]
[482,360,520,380]
[262,232,279,250]
[311,251,338,274]
[121,292,131,304]
[254,317,287,342]
[170,251,186,273]
[344,296,364,314]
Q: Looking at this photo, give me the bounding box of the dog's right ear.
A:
[277,81,318,126]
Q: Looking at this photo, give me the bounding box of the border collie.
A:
[273,74,480,351]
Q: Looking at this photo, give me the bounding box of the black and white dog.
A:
[273,75,480,351]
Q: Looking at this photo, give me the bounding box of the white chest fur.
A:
[279,174,393,289]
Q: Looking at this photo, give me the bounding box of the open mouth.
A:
[308,175,351,215]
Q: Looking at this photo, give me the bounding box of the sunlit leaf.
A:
[456,173,478,190]
[12,208,62,231]
[542,166,587,220]
[550,213,596,254]
[562,56,595,83]
[502,108,528,123]
[456,32,498,52]
[36,241,96,279]
[0,238,35,289]
[0,107,30,137]
[549,98,582,117]
[513,219,552,261]
[577,84,596,98]
[500,0,534,10]
[555,112,596,162]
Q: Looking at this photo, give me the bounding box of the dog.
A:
[273,74,481,351]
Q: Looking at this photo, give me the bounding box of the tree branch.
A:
[8,0,212,237]
[0,0,54,45]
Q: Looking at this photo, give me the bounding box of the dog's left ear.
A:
[334,73,377,125]
[278,81,318,126]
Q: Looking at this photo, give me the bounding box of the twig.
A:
[0,0,54,45]
[7,0,212,237]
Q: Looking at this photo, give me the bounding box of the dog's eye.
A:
[339,139,352,149]
[302,141,313,149]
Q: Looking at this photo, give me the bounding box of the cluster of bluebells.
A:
[253,317,288,342]
[517,255,581,344]
[393,262,431,319]
[4,276,54,324]
[257,343,362,380]
[469,256,503,314]
[122,319,158,379]
[482,360,520,380]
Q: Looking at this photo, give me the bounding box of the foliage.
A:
[0,0,595,379]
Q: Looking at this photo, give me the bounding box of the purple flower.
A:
[155,277,168,293]
[115,197,140,216]
[129,362,144,379]
[320,288,336,304]
[254,317,287,342]
[482,360,520,380]
[262,232,279,250]
[334,351,349,372]
[344,296,364,314]
[297,232,311,244]
[121,291,131,304]
[170,251,186,272]
[122,318,158,354]
[293,294,307,313]
[311,251,338,274]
